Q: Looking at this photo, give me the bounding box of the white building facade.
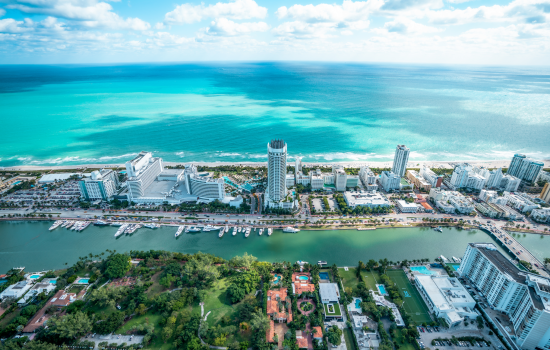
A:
[392,145,410,177]
[508,154,544,183]
[126,152,164,200]
[458,243,550,349]
[184,165,225,200]
[79,169,119,201]
[380,171,401,192]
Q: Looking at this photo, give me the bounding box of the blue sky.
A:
[0,0,549,64]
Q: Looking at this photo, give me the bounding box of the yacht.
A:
[245,227,251,237]
[238,227,242,233]
[175,226,184,238]
[187,226,201,232]
[258,228,263,236]
[111,222,123,227]
[115,224,128,238]
[94,220,109,226]
[232,227,237,236]
[440,255,449,262]
[219,227,225,238]
[144,223,160,229]
[283,227,300,233]
[49,221,63,231]
[203,225,215,232]
[267,228,272,236]
[434,226,443,232]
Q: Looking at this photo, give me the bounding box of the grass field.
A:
[338,268,360,290]
[343,328,357,350]
[392,329,416,350]
[386,270,432,324]
[202,278,235,327]
[362,270,381,291]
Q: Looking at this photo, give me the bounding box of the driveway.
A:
[82,334,144,349]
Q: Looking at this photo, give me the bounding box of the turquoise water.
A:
[411,266,440,276]
[378,285,387,294]
[1,63,550,166]
[273,274,281,284]
[49,280,56,284]
[29,274,40,279]
[77,278,89,284]
[319,272,330,280]
[298,275,309,281]
[355,298,362,308]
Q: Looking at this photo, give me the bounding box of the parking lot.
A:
[418,324,504,349]
[81,334,144,349]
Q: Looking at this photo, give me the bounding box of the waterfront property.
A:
[410,266,439,276]
[385,270,432,324]
[292,272,315,296]
[319,283,343,321]
[343,190,391,208]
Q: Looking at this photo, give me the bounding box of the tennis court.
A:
[386,270,432,324]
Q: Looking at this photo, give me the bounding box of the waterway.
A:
[1,221,549,273]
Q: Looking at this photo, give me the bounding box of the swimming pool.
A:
[377,285,387,295]
[411,266,439,276]
[49,280,57,284]
[77,278,89,284]
[355,298,361,308]
[273,274,281,284]
[319,272,329,280]
[13,181,21,185]
[298,276,309,281]
[29,274,40,279]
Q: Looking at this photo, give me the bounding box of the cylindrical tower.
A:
[267,139,287,202]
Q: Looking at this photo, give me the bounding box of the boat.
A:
[144,223,160,229]
[175,226,184,238]
[232,227,237,236]
[49,220,63,231]
[317,260,328,266]
[94,220,109,226]
[245,227,251,237]
[238,227,242,233]
[267,228,272,236]
[187,226,201,232]
[440,255,449,262]
[111,222,123,227]
[283,227,300,233]
[203,225,215,232]
[297,260,308,265]
[115,224,128,238]
[219,227,225,238]
[258,228,263,236]
[452,256,459,263]
[434,226,443,232]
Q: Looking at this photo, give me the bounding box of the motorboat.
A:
[267,228,272,236]
[115,224,128,238]
[111,222,123,227]
[219,227,225,238]
[434,226,443,232]
[94,220,109,226]
[144,223,160,229]
[245,227,251,237]
[258,228,263,236]
[187,226,201,232]
[440,255,449,262]
[175,226,184,238]
[238,227,242,233]
[232,227,237,236]
[283,227,300,233]
[203,225,216,232]
[49,221,63,230]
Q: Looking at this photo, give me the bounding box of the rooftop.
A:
[319,283,340,301]
[471,243,526,283]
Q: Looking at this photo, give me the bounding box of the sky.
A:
[0,0,549,64]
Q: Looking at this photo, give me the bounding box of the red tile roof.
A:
[266,320,275,343]
[313,327,323,339]
[421,202,433,210]
[266,288,292,322]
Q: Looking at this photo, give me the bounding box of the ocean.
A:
[1,62,549,167]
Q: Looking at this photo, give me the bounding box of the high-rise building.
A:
[458,243,550,349]
[126,152,164,199]
[450,163,487,190]
[508,154,544,183]
[359,166,378,190]
[392,145,410,177]
[266,139,288,206]
[184,164,225,200]
[333,165,348,192]
[541,183,550,204]
[79,169,119,201]
[295,157,302,174]
[380,171,401,192]
[419,166,443,188]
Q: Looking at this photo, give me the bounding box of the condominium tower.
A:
[508,154,544,183]
[125,152,164,199]
[392,145,410,177]
[458,243,550,349]
[267,139,288,203]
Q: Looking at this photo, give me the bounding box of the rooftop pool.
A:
[411,266,439,276]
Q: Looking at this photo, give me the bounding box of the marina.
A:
[4,221,548,273]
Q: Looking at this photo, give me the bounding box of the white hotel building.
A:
[458,243,550,350]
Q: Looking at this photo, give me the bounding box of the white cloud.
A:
[3,0,150,30]
[276,0,382,22]
[0,18,32,33]
[382,17,441,34]
[204,18,268,36]
[272,21,338,39]
[0,8,6,17]
[164,0,267,24]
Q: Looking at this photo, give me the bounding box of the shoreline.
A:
[3,159,550,171]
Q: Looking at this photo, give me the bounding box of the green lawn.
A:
[362,270,382,291]
[338,268,360,291]
[323,303,342,316]
[68,284,85,294]
[343,328,357,350]
[202,278,235,327]
[117,312,163,334]
[392,328,416,350]
[385,270,431,324]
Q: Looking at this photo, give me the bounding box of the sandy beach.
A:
[2,159,549,171]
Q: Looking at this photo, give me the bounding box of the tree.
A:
[48,312,92,339]
[250,311,270,333]
[326,325,342,346]
[104,253,131,279]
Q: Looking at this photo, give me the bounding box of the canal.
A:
[1,221,548,272]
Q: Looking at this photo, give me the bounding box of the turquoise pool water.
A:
[273,274,281,284]
[411,266,439,276]
[29,274,40,279]
[355,298,361,308]
[298,276,309,281]
[319,272,329,280]
[377,285,387,294]
[77,278,89,284]
[49,280,56,284]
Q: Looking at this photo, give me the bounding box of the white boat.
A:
[49,221,62,231]
[144,223,160,229]
[434,226,443,232]
[175,226,184,238]
[258,228,263,236]
[238,227,242,233]
[440,255,449,262]
[203,225,215,232]
[267,228,272,236]
[452,256,459,263]
[111,222,123,227]
[115,224,128,238]
[245,227,251,237]
[187,226,201,232]
[283,227,300,233]
[219,227,225,238]
[94,220,109,226]
[232,227,237,236]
